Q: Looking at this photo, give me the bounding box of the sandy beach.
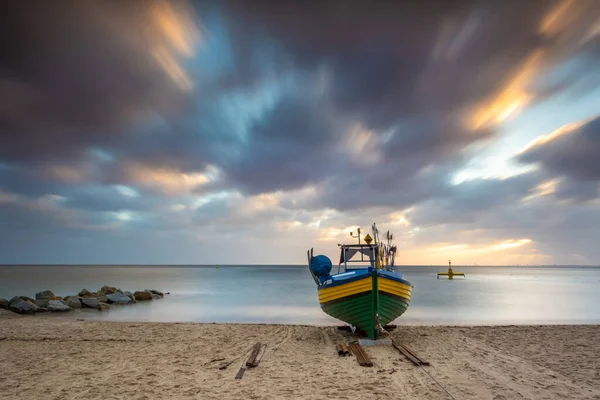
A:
[1,310,599,400]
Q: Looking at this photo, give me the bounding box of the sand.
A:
[1,310,599,400]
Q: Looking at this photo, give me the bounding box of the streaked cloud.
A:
[1,1,600,264]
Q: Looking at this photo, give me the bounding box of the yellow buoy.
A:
[437,260,465,280]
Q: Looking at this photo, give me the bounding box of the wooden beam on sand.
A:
[391,339,430,366]
[246,342,262,367]
[349,343,373,367]
[234,366,246,380]
[335,343,351,356]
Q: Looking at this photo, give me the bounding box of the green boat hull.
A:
[319,271,411,339]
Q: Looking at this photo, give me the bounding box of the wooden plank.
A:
[349,343,373,367]
[246,342,262,367]
[341,344,351,356]
[392,341,422,366]
[389,338,430,366]
[398,342,430,366]
[234,366,246,379]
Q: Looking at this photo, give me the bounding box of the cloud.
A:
[0,0,202,161]
[2,1,600,264]
[519,116,600,183]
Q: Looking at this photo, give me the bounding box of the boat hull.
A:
[317,269,412,339]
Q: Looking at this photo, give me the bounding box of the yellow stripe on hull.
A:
[378,277,412,301]
[318,277,372,304]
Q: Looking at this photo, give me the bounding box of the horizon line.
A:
[1,263,598,268]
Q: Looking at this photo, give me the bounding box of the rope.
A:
[376,323,458,400]
[418,364,457,400]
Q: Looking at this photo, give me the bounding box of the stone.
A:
[149,289,164,298]
[47,300,71,312]
[82,297,100,309]
[38,307,48,312]
[99,302,110,311]
[0,298,8,309]
[134,291,153,301]
[122,291,134,300]
[105,293,131,305]
[151,294,161,300]
[95,295,108,303]
[35,299,49,308]
[63,296,82,309]
[79,288,92,297]
[100,285,119,295]
[19,295,35,303]
[8,297,38,314]
[35,290,56,300]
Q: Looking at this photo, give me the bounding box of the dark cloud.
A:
[223,0,553,122]
[220,93,337,194]
[0,0,200,161]
[3,0,600,264]
[519,117,600,183]
[409,172,542,226]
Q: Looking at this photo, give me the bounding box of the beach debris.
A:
[348,343,373,367]
[245,342,262,367]
[0,298,8,309]
[234,365,246,380]
[236,343,264,380]
[335,344,351,356]
[8,296,38,314]
[391,340,430,366]
[375,323,430,366]
[218,360,237,370]
[46,300,71,312]
[203,358,226,366]
[134,290,153,301]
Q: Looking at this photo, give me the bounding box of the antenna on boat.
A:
[350,227,361,245]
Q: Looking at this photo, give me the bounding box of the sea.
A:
[1,265,599,325]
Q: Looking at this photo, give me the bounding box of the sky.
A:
[1,0,600,265]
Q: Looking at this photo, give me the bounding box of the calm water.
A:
[1,265,599,325]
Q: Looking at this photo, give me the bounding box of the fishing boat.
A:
[307,223,413,339]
